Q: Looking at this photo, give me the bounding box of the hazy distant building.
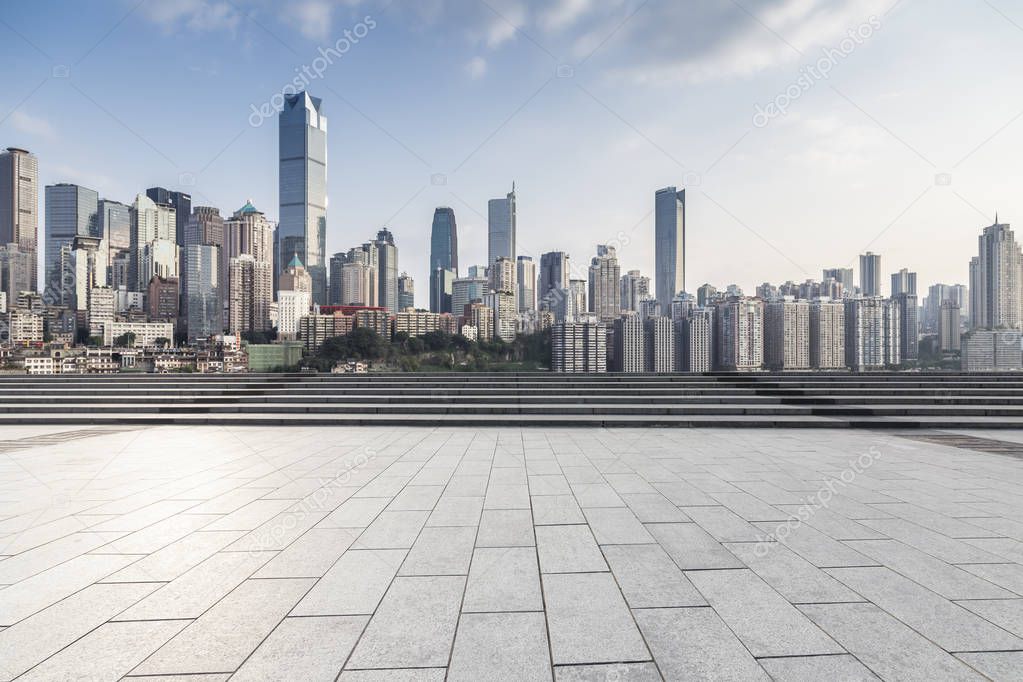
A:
[859,252,882,297]
[621,270,650,312]
[893,291,919,362]
[939,301,962,353]
[452,272,488,320]
[588,245,621,322]
[182,206,224,320]
[539,251,570,306]
[517,255,536,313]
[696,283,717,308]
[962,330,1022,371]
[0,147,38,291]
[924,283,967,333]
[0,244,33,305]
[822,267,854,295]
[130,192,175,291]
[716,297,764,371]
[890,268,917,296]
[810,300,846,369]
[845,297,900,370]
[552,321,606,373]
[488,185,516,268]
[765,299,810,370]
[278,92,328,303]
[655,187,686,311]
[398,272,415,310]
[229,254,271,336]
[969,219,1021,330]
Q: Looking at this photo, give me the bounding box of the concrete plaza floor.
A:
[1,425,1022,680]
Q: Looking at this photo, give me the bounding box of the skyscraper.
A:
[98,199,131,289]
[516,255,536,313]
[224,201,274,332]
[859,252,882,297]
[715,297,764,371]
[588,245,621,322]
[655,187,685,311]
[430,207,458,275]
[130,192,175,291]
[430,267,454,314]
[372,228,398,313]
[488,184,516,267]
[620,270,650,312]
[45,183,98,297]
[146,187,191,247]
[613,313,646,372]
[822,267,854,295]
[539,251,570,310]
[398,272,415,310]
[182,206,224,323]
[185,244,221,342]
[765,299,810,370]
[0,147,38,291]
[844,297,900,370]
[809,300,846,369]
[279,91,328,304]
[969,219,1022,330]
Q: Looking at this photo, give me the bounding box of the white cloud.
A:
[466,56,488,80]
[539,0,595,32]
[140,0,240,33]
[8,111,56,141]
[284,0,335,41]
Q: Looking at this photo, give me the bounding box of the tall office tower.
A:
[279,91,328,304]
[715,297,764,371]
[229,254,271,335]
[891,268,917,296]
[696,283,717,307]
[612,313,645,372]
[569,280,587,320]
[676,308,714,372]
[621,270,650,312]
[98,199,131,288]
[655,186,686,311]
[45,183,98,295]
[822,267,854,295]
[809,300,846,369]
[844,297,900,370]
[488,184,516,268]
[0,244,34,304]
[328,252,346,305]
[431,267,454,314]
[484,290,517,342]
[278,255,313,340]
[490,256,516,294]
[516,255,536,313]
[185,244,221,342]
[398,272,415,310]
[538,251,570,305]
[146,187,191,247]
[130,193,176,291]
[452,271,488,319]
[224,201,274,324]
[588,245,621,322]
[645,316,675,372]
[182,206,224,321]
[0,147,38,291]
[765,299,811,371]
[430,206,458,273]
[859,252,882,297]
[969,219,1022,330]
[70,235,108,318]
[552,321,606,373]
[340,249,377,306]
[372,228,398,313]
[939,301,962,353]
[892,292,919,361]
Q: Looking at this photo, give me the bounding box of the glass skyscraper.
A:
[430,207,457,314]
[279,92,327,304]
[0,147,38,292]
[654,186,685,312]
[488,184,516,267]
[45,183,98,299]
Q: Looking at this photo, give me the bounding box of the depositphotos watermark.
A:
[249,15,377,127]
[753,16,882,129]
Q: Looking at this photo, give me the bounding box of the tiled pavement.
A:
[0,426,1022,680]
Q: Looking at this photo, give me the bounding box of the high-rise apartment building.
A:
[893,291,919,362]
[939,301,962,353]
[339,249,377,307]
[488,185,516,268]
[588,245,620,322]
[279,92,328,303]
[822,267,854,295]
[962,330,1023,371]
[716,297,764,371]
[696,283,717,308]
[621,270,650,312]
[46,183,99,295]
[146,187,191,247]
[809,300,845,369]
[0,244,33,305]
[278,255,314,340]
[228,254,272,335]
[645,316,675,372]
[0,147,38,291]
[844,297,900,370]
[655,186,685,311]
[516,255,536,313]
[552,321,606,372]
[969,220,1022,330]
[859,252,882,297]
[130,192,175,291]
[890,268,917,296]
[224,201,274,326]
[612,313,645,372]
[765,299,810,370]
[676,308,714,373]
[490,256,516,294]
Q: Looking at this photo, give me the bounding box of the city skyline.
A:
[1,1,1019,303]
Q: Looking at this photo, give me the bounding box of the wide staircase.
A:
[0,372,1022,427]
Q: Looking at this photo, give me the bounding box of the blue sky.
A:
[3,0,1023,305]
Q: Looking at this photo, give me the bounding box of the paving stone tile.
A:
[757,654,879,681]
[602,544,705,608]
[535,525,607,573]
[956,652,1023,681]
[543,572,649,665]
[0,531,125,584]
[826,567,1023,652]
[448,612,551,681]
[339,670,446,681]
[582,507,654,545]
[388,485,444,511]
[232,615,368,681]
[98,513,222,554]
[570,483,625,508]
[956,599,1023,638]
[686,568,844,657]
[620,492,689,522]
[476,509,534,547]
[755,522,877,568]
[645,522,744,570]
[634,607,770,681]
[552,663,660,681]
[652,480,717,505]
[103,530,244,583]
[774,505,888,540]
[686,505,765,542]
[320,497,391,528]
[353,510,430,549]
[860,518,1008,564]
[463,546,543,612]
[484,483,531,509]
[528,474,572,495]
[959,562,1023,596]
[346,576,465,669]
[254,527,358,578]
[725,542,862,604]
[293,549,406,616]
[799,603,985,681]
[203,499,296,531]
[399,526,476,576]
[873,503,1000,538]
[709,491,789,521]
[963,538,1023,563]
[132,578,314,675]
[426,496,483,527]
[531,495,585,525]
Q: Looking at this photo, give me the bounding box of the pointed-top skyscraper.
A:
[488,183,516,267]
[655,186,685,311]
[279,91,327,304]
